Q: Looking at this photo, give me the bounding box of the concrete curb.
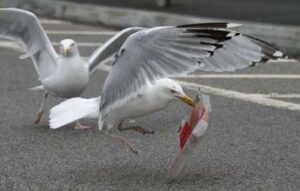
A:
[1,0,300,56]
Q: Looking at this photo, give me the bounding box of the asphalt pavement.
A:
[0,19,299,190]
[68,0,300,26]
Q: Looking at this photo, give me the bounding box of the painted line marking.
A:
[0,42,20,51]
[63,42,102,47]
[250,93,300,99]
[0,41,103,51]
[40,19,71,25]
[95,64,111,72]
[177,74,300,79]
[177,80,300,112]
[269,59,298,63]
[46,30,117,35]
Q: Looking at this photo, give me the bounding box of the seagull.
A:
[49,78,194,137]
[0,8,143,124]
[91,23,285,153]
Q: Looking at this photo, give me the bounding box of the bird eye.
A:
[170,89,176,93]
[71,43,75,47]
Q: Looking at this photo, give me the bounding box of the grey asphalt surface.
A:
[68,0,300,26]
[0,20,300,191]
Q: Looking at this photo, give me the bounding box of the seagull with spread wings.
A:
[0,8,142,125]
[93,23,285,153]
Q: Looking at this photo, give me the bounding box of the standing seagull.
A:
[0,8,143,124]
[89,23,285,153]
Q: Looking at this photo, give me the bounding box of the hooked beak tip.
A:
[176,95,195,107]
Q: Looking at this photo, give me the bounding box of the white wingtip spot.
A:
[227,32,236,37]
[273,51,283,57]
[227,23,242,28]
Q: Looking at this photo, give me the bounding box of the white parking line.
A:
[270,59,298,63]
[46,30,117,35]
[177,80,300,112]
[0,41,103,51]
[40,19,70,24]
[67,42,102,47]
[250,93,300,99]
[177,74,300,79]
[0,42,22,51]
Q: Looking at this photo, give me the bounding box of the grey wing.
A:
[0,8,57,79]
[88,27,145,73]
[99,23,285,118]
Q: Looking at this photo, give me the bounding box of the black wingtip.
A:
[244,34,284,55]
[200,41,224,49]
[177,23,241,29]
[177,23,229,29]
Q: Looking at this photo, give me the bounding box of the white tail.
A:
[49,97,100,129]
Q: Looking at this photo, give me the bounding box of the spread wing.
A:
[0,8,58,79]
[99,23,285,121]
[88,27,145,73]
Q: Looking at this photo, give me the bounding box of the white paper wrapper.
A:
[169,93,211,178]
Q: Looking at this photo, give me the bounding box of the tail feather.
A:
[49,97,100,129]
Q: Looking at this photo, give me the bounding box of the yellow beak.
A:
[176,95,195,107]
[63,48,70,56]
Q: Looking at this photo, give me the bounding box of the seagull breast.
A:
[104,83,171,129]
[42,58,89,98]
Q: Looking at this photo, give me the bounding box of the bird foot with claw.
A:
[34,112,43,125]
[73,121,91,130]
[118,125,155,135]
[122,139,139,154]
[133,126,155,135]
[106,133,139,154]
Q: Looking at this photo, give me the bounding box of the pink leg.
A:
[105,133,139,154]
[73,121,91,130]
[34,92,48,125]
[34,111,43,125]
[118,125,155,135]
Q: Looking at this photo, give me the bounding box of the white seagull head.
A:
[154,78,195,107]
[60,39,79,57]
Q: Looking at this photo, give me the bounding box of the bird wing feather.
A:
[99,23,285,120]
[0,8,57,79]
[88,27,145,73]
